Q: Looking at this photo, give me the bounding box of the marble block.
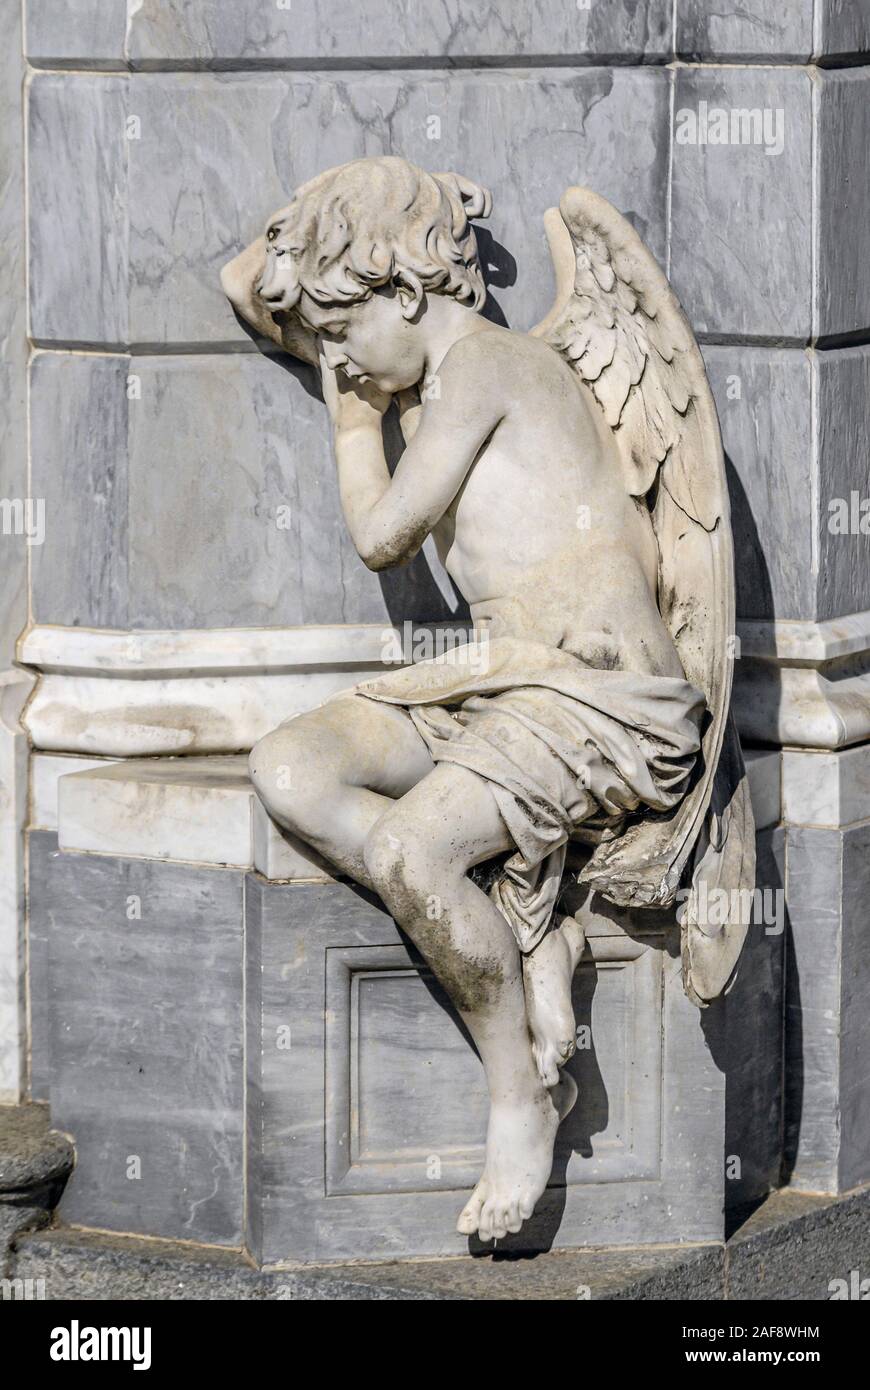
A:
[782,744,870,829]
[783,820,870,1194]
[815,71,870,342]
[30,752,120,832]
[30,803,785,1259]
[708,342,870,625]
[57,756,332,880]
[24,1,672,69]
[676,1,814,62]
[744,748,781,832]
[0,0,28,670]
[723,827,785,1212]
[246,876,726,1264]
[28,831,245,1244]
[669,67,812,342]
[29,68,670,351]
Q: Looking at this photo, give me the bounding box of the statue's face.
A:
[298,287,426,394]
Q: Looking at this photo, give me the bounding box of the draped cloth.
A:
[351,636,705,953]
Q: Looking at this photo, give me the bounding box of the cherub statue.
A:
[222,156,754,1244]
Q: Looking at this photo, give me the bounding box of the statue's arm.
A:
[327,345,503,572]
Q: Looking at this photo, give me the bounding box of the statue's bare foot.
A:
[523,917,586,1088]
[456,1074,577,1242]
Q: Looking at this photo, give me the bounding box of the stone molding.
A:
[16,615,870,757]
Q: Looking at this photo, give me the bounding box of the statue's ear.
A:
[434,172,492,220]
[220,235,319,365]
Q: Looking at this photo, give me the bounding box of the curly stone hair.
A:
[264,156,492,312]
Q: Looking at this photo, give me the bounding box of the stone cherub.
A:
[222,156,754,1244]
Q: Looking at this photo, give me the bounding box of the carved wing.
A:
[531,186,754,1002]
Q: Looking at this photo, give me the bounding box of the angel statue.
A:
[222,156,754,1245]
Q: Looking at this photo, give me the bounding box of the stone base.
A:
[9,1182,870,1301]
[27,827,764,1263]
[0,1103,74,1264]
[23,751,785,1264]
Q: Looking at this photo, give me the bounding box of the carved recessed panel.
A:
[325,933,664,1197]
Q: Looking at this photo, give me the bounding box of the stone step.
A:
[54,755,332,880]
[51,748,782,874]
[0,1103,74,1255]
[9,1181,870,1300]
[10,1222,722,1301]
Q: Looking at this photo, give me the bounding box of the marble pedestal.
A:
[25,754,784,1263]
[780,744,870,1195]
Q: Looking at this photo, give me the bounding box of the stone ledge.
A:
[11,1183,870,1300]
[0,1104,75,1257]
[51,749,781,876]
[53,756,332,880]
[10,1224,723,1301]
[0,1103,73,1193]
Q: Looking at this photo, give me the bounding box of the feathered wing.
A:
[531,186,755,1003]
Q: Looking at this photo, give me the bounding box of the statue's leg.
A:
[248,694,435,888]
[364,763,576,1242]
[523,916,587,1088]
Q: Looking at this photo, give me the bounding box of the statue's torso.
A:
[430,335,684,681]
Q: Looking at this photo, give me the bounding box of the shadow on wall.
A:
[230,228,520,629]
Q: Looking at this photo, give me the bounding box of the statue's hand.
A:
[319,351,391,431]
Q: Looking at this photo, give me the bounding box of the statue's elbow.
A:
[357,528,421,572]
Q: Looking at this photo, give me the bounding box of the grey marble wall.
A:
[20,13,870,635]
[0,0,27,669]
[29,831,245,1245]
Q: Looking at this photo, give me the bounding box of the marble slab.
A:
[247,877,725,1262]
[29,67,670,350]
[670,67,813,342]
[676,1,813,62]
[30,753,120,830]
[784,820,870,1193]
[25,1,672,68]
[30,830,246,1243]
[782,744,870,829]
[57,756,332,880]
[815,72,870,342]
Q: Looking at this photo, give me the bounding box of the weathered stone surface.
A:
[28,75,128,346]
[124,354,386,627]
[702,346,811,622]
[125,2,673,67]
[723,828,785,1214]
[817,0,870,63]
[12,1223,724,1300]
[783,820,870,1194]
[676,0,813,62]
[0,1102,74,1253]
[816,346,870,619]
[30,352,129,629]
[13,1182,870,1300]
[247,875,725,1264]
[0,0,28,668]
[728,1184,870,1300]
[29,68,670,350]
[783,743,870,830]
[703,344,870,624]
[29,832,245,1245]
[815,72,870,341]
[24,0,128,67]
[670,68,812,342]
